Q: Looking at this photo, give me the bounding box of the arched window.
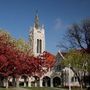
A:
[40,39,42,53]
[37,39,39,53]
[42,76,51,87]
[53,77,61,87]
[37,39,42,53]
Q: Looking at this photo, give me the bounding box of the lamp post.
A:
[69,63,71,90]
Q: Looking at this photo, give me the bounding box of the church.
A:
[16,14,80,87]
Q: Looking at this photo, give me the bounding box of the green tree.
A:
[61,50,90,89]
[0,29,32,56]
[0,29,12,45]
[13,38,32,56]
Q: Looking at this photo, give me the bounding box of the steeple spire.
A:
[34,10,39,29]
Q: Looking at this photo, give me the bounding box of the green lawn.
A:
[27,87,66,90]
[0,87,86,90]
[26,87,86,90]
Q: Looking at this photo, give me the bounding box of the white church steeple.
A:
[29,14,45,56]
[34,13,39,29]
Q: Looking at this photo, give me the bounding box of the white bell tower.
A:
[29,14,45,56]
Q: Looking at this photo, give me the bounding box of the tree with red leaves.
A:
[0,30,45,88]
[0,30,55,88]
[38,51,55,72]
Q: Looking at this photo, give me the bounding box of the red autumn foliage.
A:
[38,51,55,69]
[0,32,42,77]
[0,45,44,77]
[0,31,55,78]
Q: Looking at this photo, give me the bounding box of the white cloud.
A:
[54,18,62,30]
[53,18,70,32]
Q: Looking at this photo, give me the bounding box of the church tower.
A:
[29,14,45,56]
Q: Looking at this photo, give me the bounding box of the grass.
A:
[26,87,86,90]
[0,87,86,90]
[27,87,64,90]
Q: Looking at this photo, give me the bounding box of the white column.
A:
[40,78,43,87]
[51,78,53,87]
[35,82,37,87]
[6,80,8,88]
[3,79,6,87]
[16,78,19,87]
[4,78,8,88]
[24,78,27,87]
[24,82,26,87]
[28,77,31,87]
